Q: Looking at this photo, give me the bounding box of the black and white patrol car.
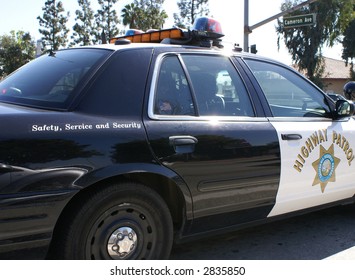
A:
[1,17,355,260]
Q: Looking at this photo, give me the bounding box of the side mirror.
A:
[335,99,355,118]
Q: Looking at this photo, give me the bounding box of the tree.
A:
[37,0,70,52]
[276,0,354,87]
[0,31,36,78]
[342,21,355,64]
[121,3,140,29]
[342,19,355,80]
[95,0,120,43]
[341,4,355,80]
[122,0,167,31]
[71,0,96,46]
[173,0,209,29]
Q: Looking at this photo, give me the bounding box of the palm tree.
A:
[121,3,139,29]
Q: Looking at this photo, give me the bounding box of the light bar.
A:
[110,17,225,48]
[110,28,185,44]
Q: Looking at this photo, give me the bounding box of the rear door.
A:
[144,51,281,233]
[243,58,355,217]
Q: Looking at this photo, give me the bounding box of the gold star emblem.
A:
[312,144,340,193]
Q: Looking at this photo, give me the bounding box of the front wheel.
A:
[59,182,173,260]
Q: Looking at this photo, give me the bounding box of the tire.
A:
[59,181,173,260]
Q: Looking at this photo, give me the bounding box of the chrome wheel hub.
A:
[107,227,138,259]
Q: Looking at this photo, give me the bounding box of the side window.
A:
[182,55,255,117]
[154,56,195,115]
[245,59,331,118]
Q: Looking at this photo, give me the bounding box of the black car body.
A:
[0,26,354,259]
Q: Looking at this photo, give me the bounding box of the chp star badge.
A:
[312,144,340,193]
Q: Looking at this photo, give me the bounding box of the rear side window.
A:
[0,49,110,109]
[152,54,255,117]
[182,55,255,117]
[154,56,195,116]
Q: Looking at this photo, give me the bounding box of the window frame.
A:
[148,52,258,121]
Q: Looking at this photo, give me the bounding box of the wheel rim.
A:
[107,227,138,259]
[86,203,156,260]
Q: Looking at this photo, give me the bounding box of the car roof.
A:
[61,39,292,73]
[71,42,279,62]
[76,42,230,53]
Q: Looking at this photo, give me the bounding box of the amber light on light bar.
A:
[110,28,184,44]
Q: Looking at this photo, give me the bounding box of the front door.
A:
[243,58,355,217]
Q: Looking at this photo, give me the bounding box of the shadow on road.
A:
[170,204,355,260]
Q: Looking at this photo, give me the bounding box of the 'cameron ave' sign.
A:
[283,13,316,28]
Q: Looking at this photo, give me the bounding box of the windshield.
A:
[0,48,111,110]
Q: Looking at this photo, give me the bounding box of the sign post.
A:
[244,0,318,52]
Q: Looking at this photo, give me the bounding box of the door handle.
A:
[169,136,198,146]
[169,136,198,153]
[281,134,302,141]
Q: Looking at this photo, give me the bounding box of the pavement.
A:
[324,245,355,260]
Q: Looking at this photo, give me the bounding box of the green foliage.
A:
[121,3,140,29]
[37,0,70,52]
[95,0,120,43]
[173,0,209,29]
[0,31,36,78]
[121,0,167,31]
[71,0,96,46]
[277,0,355,86]
[341,4,355,68]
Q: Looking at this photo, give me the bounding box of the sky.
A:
[0,0,344,65]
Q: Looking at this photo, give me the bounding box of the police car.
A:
[0,17,355,260]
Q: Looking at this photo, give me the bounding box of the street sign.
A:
[283,13,316,28]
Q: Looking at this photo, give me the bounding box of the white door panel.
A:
[268,118,355,217]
